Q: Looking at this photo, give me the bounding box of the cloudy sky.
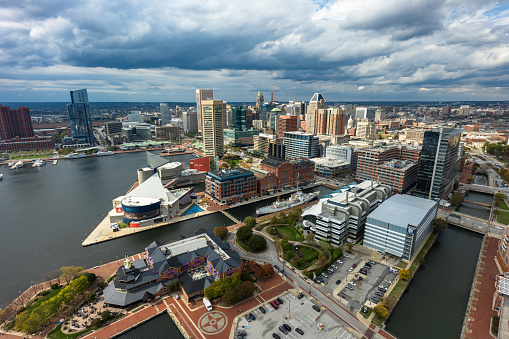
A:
[1,0,509,102]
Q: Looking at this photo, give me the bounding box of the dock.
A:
[219,210,240,224]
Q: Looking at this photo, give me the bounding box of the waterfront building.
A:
[364,194,437,260]
[283,131,319,159]
[155,124,180,140]
[306,93,327,134]
[205,167,257,205]
[196,89,214,133]
[160,103,171,125]
[278,115,298,137]
[414,128,462,200]
[302,180,391,244]
[0,135,55,151]
[67,89,95,145]
[258,157,314,190]
[202,99,224,158]
[103,230,244,307]
[312,158,350,177]
[377,159,419,194]
[326,145,358,171]
[183,110,198,132]
[105,121,122,136]
[253,133,282,154]
[0,105,34,140]
[496,227,509,273]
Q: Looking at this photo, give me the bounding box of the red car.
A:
[270,301,278,309]
[352,264,357,268]
[274,299,280,306]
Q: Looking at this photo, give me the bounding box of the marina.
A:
[255,190,319,216]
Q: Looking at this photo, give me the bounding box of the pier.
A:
[219,210,241,224]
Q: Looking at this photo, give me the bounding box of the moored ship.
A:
[95,150,114,156]
[64,153,87,159]
[256,191,319,216]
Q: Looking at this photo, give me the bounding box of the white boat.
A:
[53,160,58,165]
[95,151,114,156]
[0,174,3,180]
[34,159,45,167]
[7,161,15,167]
[64,153,87,159]
[256,191,319,216]
[10,161,24,170]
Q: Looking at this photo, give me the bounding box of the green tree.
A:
[450,191,464,208]
[373,305,389,319]
[247,234,267,252]
[467,176,474,183]
[236,226,253,241]
[101,310,113,321]
[214,226,229,240]
[85,292,96,302]
[318,254,327,264]
[399,269,412,281]
[302,269,311,278]
[305,232,315,244]
[71,275,90,294]
[290,257,301,267]
[347,243,354,253]
[432,218,448,233]
[244,216,256,228]
[59,265,85,284]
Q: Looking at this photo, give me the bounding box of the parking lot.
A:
[318,251,398,312]
[236,293,357,339]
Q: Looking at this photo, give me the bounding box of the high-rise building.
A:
[284,131,319,159]
[196,89,213,133]
[414,128,462,200]
[160,103,171,125]
[252,120,264,130]
[442,106,451,115]
[269,108,281,130]
[0,105,34,140]
[232,106,248,131]
[201,99,224,157]
[278,115,298,137]
[306,93,327,134]
[326,108,348,136]
[127,111,143,122]
[253,133,282,154]
[67,89,95,145]
[355,107,376,120]
[326,145,358,170]
[105,121,122,136]
[183,111,198,132]
[256,91,264,108]
[375,109,386,122]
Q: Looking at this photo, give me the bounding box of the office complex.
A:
[326,145,358,171]
[278,115,298,137]
[205,168,257,204]
[302,181,391,244]
[67,89,95,145]
[414,128,462,200]
[201,99,224,157]
[364,195,437,260]
[306,93,327,134]
[155,124,180,140]
[258,157,314,189]
[377,160,419,194]
[375,109,386,122]
[183,111,198,132]
[0,105,34,140]
[284,131,319,159]
[356,120,377,140]
[326,108,348,135]
[312,158,350,177]
[253,133,283,154]
[105,121,122,136]
[160,103,171,125]
[223,129,259,146]
[356,107,376,120]
[196,89,213,133]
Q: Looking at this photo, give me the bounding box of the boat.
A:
[64,153,87,159]
[256,190,319,216]
[0,174,3,180]
[10,161,24,170]
[94,150,114,156]
[34,159,45,167]
[53,159,58,165]
[7,161,15,167]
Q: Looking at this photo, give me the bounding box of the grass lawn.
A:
[47,324,90,339]
[294,246,319,270]
[497,199,509,211]
[371,316,382,327]
[275,225,303,241]
[395,261,407,270]
[23,287,62,315]
[360,307,373,319]
[498,211,509,225]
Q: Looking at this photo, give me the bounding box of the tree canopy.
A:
[399,269,412,281]
[214,226,229,240]
[236,226,253,241]
[244,216,256,228]
[247,234,267,252]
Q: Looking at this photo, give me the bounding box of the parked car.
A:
[274,299,280,306]
[331,265,338,269]
[317,278,324,283]
[364,265,371,269]
[352,263,357,268]
[349,281,356,286]
[237,330,247,337]
[272,334,281,339]
[385,280,393,284]
[346,285,354,290]
[297,293,304,300]
[270,301,278,309]
[358,277,363,281]
[279,326,289,335]
[335,279,341,285]
[322,273,328,278]
[277,297,284,305]
[375,292,384,297]
[283,324,292,332]
[344,254,350,258]
[312,305,321,312]
[296,328,304,335]
[359,270,367,275]
[348,267,354,272]
[244,314,251,322]
[337,260,343,264]
[371,296,380,303]
[249,313,256,320]
[368,260,376,265]
[259,306,266,314]
[274,265,280,271]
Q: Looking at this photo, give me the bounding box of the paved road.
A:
[437,209,505,236]
[226,232,371,338]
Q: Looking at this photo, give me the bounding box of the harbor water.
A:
[456,191,493,220]
[115,313,183,339]
[0,152,234,307]
[385,226,483,339]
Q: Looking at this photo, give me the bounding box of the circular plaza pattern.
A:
[197,311,228,335]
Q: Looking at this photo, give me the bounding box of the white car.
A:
[337,260,343,264]
[349,281,356,286]
[322,273,328,278]
[344,254,350,258]
[331,265,338,269]
[348,267,353,272]
[385,280,393,284]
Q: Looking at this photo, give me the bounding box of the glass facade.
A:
[67,89,95,145]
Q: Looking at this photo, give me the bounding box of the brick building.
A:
[0,135,55,151]
[0,105,34,140]
[205,167,257,204]
[259,157,314,189]
[278,115,298,137]
[496,227,509,273]
[377,160,419,194]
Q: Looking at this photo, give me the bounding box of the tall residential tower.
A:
[196,89,213,133]
[67,89,95,145]
[202,99,224,157]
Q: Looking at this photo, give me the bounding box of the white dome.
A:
[347,116,355,129]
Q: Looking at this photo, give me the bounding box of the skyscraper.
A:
[183,111,198,132]
[306,93,327,134]
[67,89,95,145]
[414,128,463,200]
[202,99,224,157]
[196,89,213,133]
[283,131,319,159]
[160,103,171,125]
[256,91,264,108]
[0,105,34,140]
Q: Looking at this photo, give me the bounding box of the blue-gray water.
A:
[115,313,183,339]
[385,226,483,339]
[0,152,234,307]
[456,191,493,220]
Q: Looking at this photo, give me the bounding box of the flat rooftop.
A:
[367,194,437,227]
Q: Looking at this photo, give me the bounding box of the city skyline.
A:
[0,0,509,102]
